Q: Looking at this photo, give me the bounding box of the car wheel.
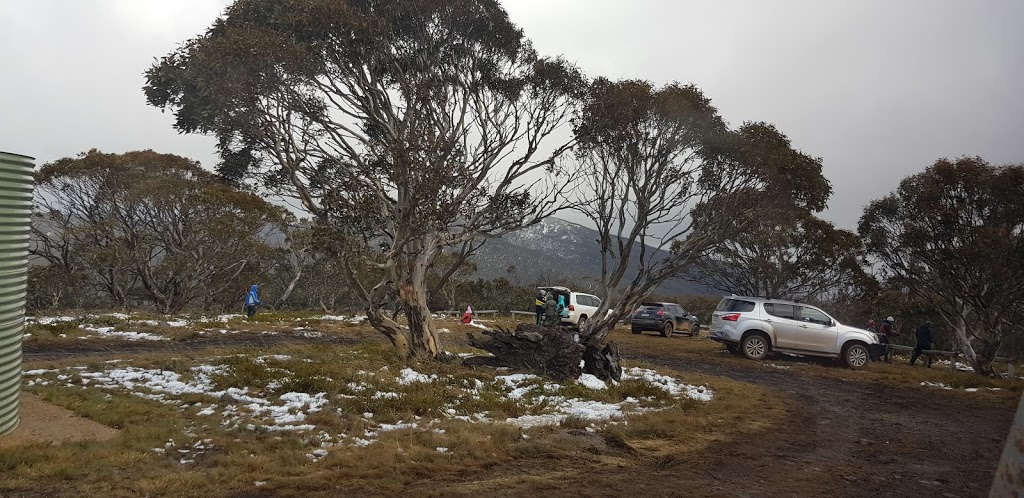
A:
[577,315,588,329]
[660,322,673,337]
[690,322,700,337]
[631,327,642,335]
[741,333,770,360]
[843,343,870,370]
[725,343,740,355]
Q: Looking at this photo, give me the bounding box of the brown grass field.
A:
[3,313,1020,497]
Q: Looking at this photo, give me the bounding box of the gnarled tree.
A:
[571,79,831,379]
[145,0,582,358]
[859,157,1024,375]
[32,149,285,313]
[683,209,866,301]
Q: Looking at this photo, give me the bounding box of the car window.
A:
[672,305,686,316]
[717,298,755,312]
[577,295,595,307]
[763,303,797,320]
[799,307,832,326]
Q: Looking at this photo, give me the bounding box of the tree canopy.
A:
[145,0,584,357]
[859,157,1024,374]
[569,78,832,370]
[32,149,285,313]
[684,209,866,302]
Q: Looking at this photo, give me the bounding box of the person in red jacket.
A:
[877,316,895,362]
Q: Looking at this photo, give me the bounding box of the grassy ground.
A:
[5,315,784,497]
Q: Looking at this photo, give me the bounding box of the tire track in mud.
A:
[626,350,1012,497]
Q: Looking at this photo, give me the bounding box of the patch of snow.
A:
[436,447,448,453]
[82,326,168,341]
[920,381,953,390]
[467,320,491,330]
[29,316,78,325]
[621,367,714,402]
[396,368,438,385]
[577,374,607,390]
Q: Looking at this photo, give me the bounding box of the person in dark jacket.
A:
[245,284,261,318]
[543,293,559,326]
[535,291,546,325]
[910,320,934,367]
[877,316,895,362]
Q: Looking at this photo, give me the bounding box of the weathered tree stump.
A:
[583,341,623,382]
[466,324,584,381]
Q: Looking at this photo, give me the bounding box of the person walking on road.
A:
[877,316,895,362]
[910,320,934,367]
[245,284,261,318]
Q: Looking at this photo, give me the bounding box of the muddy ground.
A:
[20,332,1017,497]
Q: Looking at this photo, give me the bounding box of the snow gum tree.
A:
[859,157,1024,375]
[144,0,583,358]
[572,79,831,378]
[32,150,285,313]
[683,209,867,302]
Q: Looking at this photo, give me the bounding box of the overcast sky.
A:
[2,0,1022,230]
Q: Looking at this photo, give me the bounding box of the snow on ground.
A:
[23,359,714,451]
[466,320,491,330]
[622,367,714,402]
[80,326,169,342]
[921,381,1003,392]
[28,316,79,325]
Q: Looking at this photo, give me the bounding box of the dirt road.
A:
[604,349,1015,497]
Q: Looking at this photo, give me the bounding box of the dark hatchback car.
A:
[631,302,698,337]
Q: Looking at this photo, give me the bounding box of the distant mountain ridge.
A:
[470,217,712,296]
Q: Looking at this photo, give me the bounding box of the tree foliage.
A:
[859,157,1024,375]
[570,78,831,360]
[683,209,867,301]
[31,150,285,313]
[145,0,583,358]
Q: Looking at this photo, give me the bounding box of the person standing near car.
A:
[534,291,545,325]
[877,316,895,362]
[543,292,559,326]
[910,320,934,367]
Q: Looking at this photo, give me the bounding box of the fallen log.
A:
[466,323,584,382]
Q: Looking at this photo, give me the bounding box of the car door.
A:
[761,303,802,349]
[670,305,690,332]
[797,306,839,353]
[577,294,599,319]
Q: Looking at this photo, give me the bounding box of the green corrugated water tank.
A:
[0,152,33,436]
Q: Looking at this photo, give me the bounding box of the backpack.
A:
[878,322,893,336]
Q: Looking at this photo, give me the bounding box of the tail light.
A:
[657,310,665,316]
[722,313,741,322]
[569,305,575,311]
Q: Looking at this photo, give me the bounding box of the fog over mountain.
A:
[471,217,713,296]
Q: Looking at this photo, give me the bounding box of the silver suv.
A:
[708,296,880,369]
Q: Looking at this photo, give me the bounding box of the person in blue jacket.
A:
[245,284,261,317]
[557,295,567,319]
